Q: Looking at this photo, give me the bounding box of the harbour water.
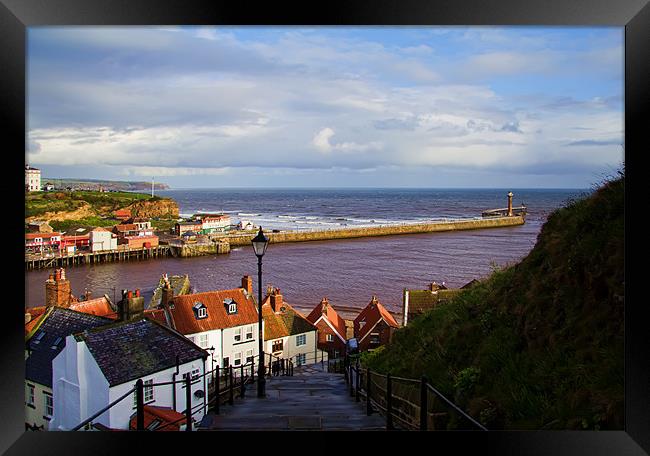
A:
[25,188,588,318]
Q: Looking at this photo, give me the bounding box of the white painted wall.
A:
[186,328,221,368]
[264,330,318,366]
[222,323,259,368]
[25,381,51,430]
[51,335,208,430]
[90,231,117,252]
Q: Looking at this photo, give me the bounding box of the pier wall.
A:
[228,216,525,247]
[170,241,231,258]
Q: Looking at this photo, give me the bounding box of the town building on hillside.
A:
[175,221,203,236]
[353,296,399,352]
[402,281,470,326]
[25,164,41,192]
[89,227,118,252]
[121,234,159,249]
[113,208,132,222]
[27,221,54,234]
[60,227,92,253]
[25,307,113,431]
[262,286,319,367]
[25,232,62,254]
[306,297,348,361]
[125,217,152,231]
[50,317,209,430]
[144,276,260,374]
[192,213,231,234]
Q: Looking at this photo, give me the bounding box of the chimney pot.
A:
[135,289,140,297]
[127,290,133,299]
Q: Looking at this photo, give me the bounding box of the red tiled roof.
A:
[114,224,138,232]
[129,405,186,431]
[168,288,258,334]
[69,297,119,320]
[25,232,62,240]
[25,311,47,337]
[306,300,347,341]
[261,296,316,341]
[353,297,399,342]
[61,234,90,240]
[91,227,111,232]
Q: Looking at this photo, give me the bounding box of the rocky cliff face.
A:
[126,199,179,218]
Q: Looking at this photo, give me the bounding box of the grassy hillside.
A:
[25,191,152,218]
[363,172,624,430]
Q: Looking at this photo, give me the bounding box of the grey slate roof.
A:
[77,318,208,387]
[25,307,113,387]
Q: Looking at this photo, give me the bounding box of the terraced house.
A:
[354,296,399,352]
[262,286,319,367]
[145,275,260,373]
[306,297,348,360]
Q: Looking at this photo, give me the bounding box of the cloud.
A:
[312,128,382,153]
[26,27,624,187]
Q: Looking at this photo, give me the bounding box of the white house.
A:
[50,318,208,431]
[193,213,231,234]
[25,307,112,431]
[262,287,320,367]
[89,227,118,252]
[144,276,260,375]
[25,164,41,192]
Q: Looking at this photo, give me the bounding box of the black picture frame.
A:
[3,0,646,454]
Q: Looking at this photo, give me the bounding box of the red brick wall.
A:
[315,320,346,358]
[358,320,394,352]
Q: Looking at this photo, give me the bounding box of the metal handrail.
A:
[351,363,487,431]
[426,383,487,431]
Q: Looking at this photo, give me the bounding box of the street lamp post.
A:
[251,227,269,398]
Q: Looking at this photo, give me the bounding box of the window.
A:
[246,325,253,340]
[198,307,207,318]
[32,332,45,345]
[187,336,196,344]
[234,328,242,342]
[370,332,380,344]
[51,336,63,350]
[246,349,254,363]
[296,334,306,347]
[144,379,154,402]
[296,353,306,366]
[326,334,334,342]
[234,352,242,366]
[222,357,229,368]
[193,302,207,319]
[26,384,35,406]
[199,334,209,349]
[183,368,200,381]
[224,298,238,314]
[272,340,283,353]
[44,392,53,417]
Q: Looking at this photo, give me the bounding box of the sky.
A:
[27,26,624,189]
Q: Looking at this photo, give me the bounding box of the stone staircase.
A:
[199,363,386,430]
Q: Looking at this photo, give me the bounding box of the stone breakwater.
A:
[227,216,525,247]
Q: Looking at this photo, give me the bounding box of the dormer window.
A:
[224,298,237,314]
[193,302,208,319]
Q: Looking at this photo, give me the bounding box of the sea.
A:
[25,188,588,320]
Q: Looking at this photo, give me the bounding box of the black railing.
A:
[346,361,488,431]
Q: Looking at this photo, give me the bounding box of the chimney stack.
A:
[270,288,283,312]
[119,289,145,321]
[507,191,514,217]
[242,275,253,296]
[45,268,71,308]
[161,276,174,308]
[321,297,329,315]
